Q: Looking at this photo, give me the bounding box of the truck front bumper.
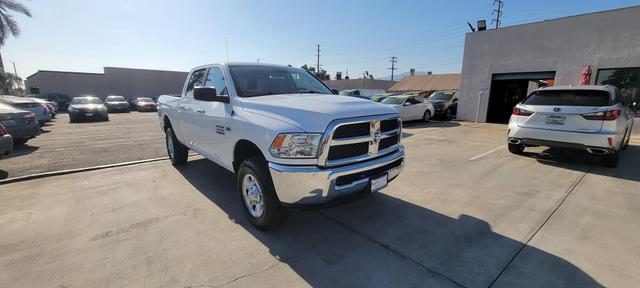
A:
[268,147,404,205]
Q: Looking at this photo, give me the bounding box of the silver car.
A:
[0,95,52,126]
[0,123,13,156]
[507,85,635,167]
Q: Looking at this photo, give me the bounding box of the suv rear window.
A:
[523,90,611,106]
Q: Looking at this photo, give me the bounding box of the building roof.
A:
[323,79,396,91]
[388,73,461,92]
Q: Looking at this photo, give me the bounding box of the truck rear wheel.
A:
[237,157,287,230]
[165,127,188,166]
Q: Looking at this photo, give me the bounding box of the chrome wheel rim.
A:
[241,174,264,218]
[166,131,175,160]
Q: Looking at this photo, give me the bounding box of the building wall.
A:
[25,67,188,100]
[26,71,105,98]
[458,6,640,122]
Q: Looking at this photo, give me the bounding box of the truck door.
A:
[194,66,232,164]
[179,68,207,149]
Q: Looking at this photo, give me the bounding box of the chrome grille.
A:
[319,115,401,167]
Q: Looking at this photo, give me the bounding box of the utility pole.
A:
[389,56,398,81]
[492,0,503,29]
[315,44,321,76]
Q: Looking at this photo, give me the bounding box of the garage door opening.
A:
[487,72,556,123]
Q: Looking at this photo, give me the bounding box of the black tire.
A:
[13,138,28,146]
[601,151,620,168]
[423,110,432,122]
[622,128,631,150]
[165,127,188,166]
[69,117,75,123]
[445,108,454,120]
[103,116,109,121]
[508,142,525,154]
[237,157,287,230]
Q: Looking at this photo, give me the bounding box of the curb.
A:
[0,157,171,185]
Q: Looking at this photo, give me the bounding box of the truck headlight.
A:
[269,133,322,158]
[68,107,78,113]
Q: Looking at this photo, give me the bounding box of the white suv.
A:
[507,85,635,167]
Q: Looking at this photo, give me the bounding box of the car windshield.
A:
[382,96,406,105]
[71,97,102,104]
[137,98,153,102]
[228,65,333,97]
[523,90,611,106]
[106,96,126,102]
[428,92,454,101]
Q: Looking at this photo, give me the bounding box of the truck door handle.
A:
[196,109,205,113]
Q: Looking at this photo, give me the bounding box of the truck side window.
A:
[204,67,228,96]
[186,69,206,97]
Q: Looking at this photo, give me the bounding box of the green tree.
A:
[0,0,32,71]
[301,64,330,81]
[0,70,22,94]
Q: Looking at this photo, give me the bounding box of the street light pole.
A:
[4,59,20,90]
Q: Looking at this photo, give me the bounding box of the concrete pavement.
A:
[0,122,638,287]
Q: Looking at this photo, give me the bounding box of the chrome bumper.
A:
[269,147,404,205]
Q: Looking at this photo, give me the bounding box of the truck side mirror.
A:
[194,86,229,103]
[331,89,339,95]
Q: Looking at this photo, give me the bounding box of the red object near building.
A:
[579,66,592,85]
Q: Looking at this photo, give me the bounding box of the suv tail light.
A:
[0,123,7,136]
[512,107,533,116]
[581,109,621,121]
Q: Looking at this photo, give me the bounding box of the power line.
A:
[492,0,504,29]
[389,56,398,81]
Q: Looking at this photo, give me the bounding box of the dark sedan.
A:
[68,96,109,122]
[135,97,157,112]
[104,95,130,113]
[0,103,41,146]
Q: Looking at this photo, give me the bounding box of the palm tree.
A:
[0,0,32,71]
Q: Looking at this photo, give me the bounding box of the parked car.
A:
[0,102,40,146]
[158,63,404,229]
[426,91,458,119]
[31,93,71,111]
[104,95,130,112]
[339,89,386,100]
[135,97,157,112]
[381,94,435,122]
[30,97,58,119]
[371,92,401,102]
[0,123,13,157]
[0,95,52,126]
[68,96,109,122]
[508,85,635,167]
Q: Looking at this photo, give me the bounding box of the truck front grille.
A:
[319,115,401,167]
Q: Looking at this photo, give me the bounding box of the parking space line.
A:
[469,145,505,161]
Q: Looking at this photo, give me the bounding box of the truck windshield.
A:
[523,90,611,106]
[229,65,333,97]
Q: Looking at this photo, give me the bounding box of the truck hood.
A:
[240,94,398,132]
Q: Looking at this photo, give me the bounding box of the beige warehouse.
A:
[25,67,188,100]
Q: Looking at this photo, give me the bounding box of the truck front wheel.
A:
[165,127,188,166]
[237,157,287,230]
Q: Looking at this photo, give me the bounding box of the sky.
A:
[3,0,640,80]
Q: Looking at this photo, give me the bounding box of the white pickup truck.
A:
[158,63,404,229]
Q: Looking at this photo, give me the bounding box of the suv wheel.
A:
[508,143,524,154]
[445,108,454,120]
[165,127,188,166]
[602,151,620,168]
[423,110,431,122]
[237,157,287,230]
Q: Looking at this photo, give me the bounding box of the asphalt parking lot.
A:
[0,118,639,287]
[0,112,165,179]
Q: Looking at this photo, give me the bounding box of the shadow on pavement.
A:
[403,120,461,129]
[527,145,640,183]
[4,144,40,159]
[175,158,602,288]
